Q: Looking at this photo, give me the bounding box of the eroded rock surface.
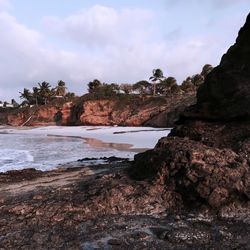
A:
[1,11,250,250]
[0,164,249,249]
[193,13,250,120]
[132,136,249,208]
[0,92,195,127]
[132,14,250,211]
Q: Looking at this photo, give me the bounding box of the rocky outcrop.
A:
[4,105,61,126]
[144,95,195,127]
[1,164,249,249]
[1,13,250,250]
[0,93,195,127]
[190,13,250,120]
[7,106,59,126]
[132,13,250,209]
[132,136,249,208]
[79,94,195,127]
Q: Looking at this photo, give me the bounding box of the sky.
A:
[0,0,249,102]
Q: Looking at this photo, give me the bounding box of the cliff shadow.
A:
[54,110,63,125]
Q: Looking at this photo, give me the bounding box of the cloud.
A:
[0,4,248,102]
[41,4,229,83]
[0,5,160,101]
[0,12,44,100]
[42,5,154,47]
[0,0,11,10]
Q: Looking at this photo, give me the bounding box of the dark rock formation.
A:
[195,13,250,120]
[144,95,196,127]
[1,12,250,250]
[132,13,250,209]
[1,164,249,249]
[132,136,249,208]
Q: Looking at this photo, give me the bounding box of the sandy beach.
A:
[0,126,170,172]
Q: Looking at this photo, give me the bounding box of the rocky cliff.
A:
[132,13,250,209]
[189,13,250,121]
[1,15,250,249]
[0,92,195,127]
[1,103,72,127]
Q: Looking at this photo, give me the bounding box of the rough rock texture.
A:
[0,92,195,127]
[0,104,62,126]
[132,14,250,209]
[7,105,60,126]
[0,164,249,249]
[132,137,249,208]
[194,13,250,120]
[1,12,250,250]
[79,94,195,127]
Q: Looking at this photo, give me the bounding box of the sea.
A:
[0,126,170,172]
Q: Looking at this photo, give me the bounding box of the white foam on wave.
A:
[0,126,171,172]
[24,150,34,162]
[0,149,34,172]
[1,149,34,162]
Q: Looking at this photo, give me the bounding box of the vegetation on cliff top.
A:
[0,64,212,109]
[85,64,212,100]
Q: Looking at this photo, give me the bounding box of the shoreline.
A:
[0,160,249,249]
[0,12,250,249]
[47,134,148,153]
[0,125,170,173]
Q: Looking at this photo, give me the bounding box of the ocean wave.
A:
[0,126,170,172]
[0,149,34,172]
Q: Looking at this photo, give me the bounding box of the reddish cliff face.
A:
[1,92,196,127]
[10,106,60,126]
[76,93,195,127]
[2,103,72,126]
[80,100,117,126]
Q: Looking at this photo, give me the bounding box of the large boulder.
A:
[132,14,250,209]
[196,13,250,120]
[132,137,249,207]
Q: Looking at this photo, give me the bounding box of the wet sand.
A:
[83,137,148,152]
[47,134,149,152]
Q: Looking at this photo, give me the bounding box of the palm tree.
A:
[157,77,177,95]
[65,92,75,100]
[32,87,40,105]
[191,74,204,87]
[181,77,194,92]
[55,80,67,97]
[19,88,33,104]
[38,81,52,104]
[149,68,165,96]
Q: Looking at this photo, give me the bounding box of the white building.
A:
[6,104,14,108]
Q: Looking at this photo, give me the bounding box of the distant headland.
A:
[0,65,213,127]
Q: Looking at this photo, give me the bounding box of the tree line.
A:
[19,80,75,106]
[0,64,213,108]
[87,64,213,98]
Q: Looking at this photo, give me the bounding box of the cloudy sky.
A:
[0,0,249,101]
